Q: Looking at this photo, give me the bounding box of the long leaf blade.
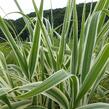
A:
[71,0,78,74]
[77,103,109,109]
[76,43,109,103]
[28,0,43,78]
[0,17,29,79]
[17,69,72,99]
[81,12,100,82]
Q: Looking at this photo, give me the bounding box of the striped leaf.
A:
[1,100,30,109]
[17,69,72,99]
[18,82,70,109]
[0,17,29,80]
[71,0,78,74]
[32,0,56,70]
[81,12,100,82]
[77,103,109,109]
[76,44,109,104]
[57,0,73,69]
[28,0,43,79]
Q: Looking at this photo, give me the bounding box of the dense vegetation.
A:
[0,0,109,109]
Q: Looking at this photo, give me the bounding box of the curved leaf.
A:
[18,81,70,109]
[17,69,72,99]
[77,103,109,109]
[25,106,47,109]
[1,100,30,109]
[0,17,29,80]
[44,87,70,109]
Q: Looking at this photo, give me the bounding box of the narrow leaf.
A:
[28,0,43,78]
[81,12,100,82]
[17,69,72,99]
[0,16,29,80]
[77,103,109,109]
[76,44,109,103]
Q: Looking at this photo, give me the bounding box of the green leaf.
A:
[77,103,109,109]
[1,100,30,109]
[77,2,86,74]
[18,82,70,109]
[76,43,109,104]
[93,0,109,33]
[0,51,7,70]
[25,106,47,109]
[32,0,56,70]
[94,0,109,12]
[81,12,100,82]
[44,87,70,109]
[28,0,43,78]
[0,17,29,80]
[70,75,79,107]
[0,51,14,87]
[17,69,72,99]
[57,0,73,69]
[71,0,78,74]
[0,95,12,109]
[0,88,10,97]
[96,10,109,44]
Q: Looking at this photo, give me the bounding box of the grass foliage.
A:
[0,0,109,108]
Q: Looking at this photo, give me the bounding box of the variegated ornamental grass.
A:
[0,0,109,108]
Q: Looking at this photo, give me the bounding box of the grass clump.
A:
[0,0,109,108]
